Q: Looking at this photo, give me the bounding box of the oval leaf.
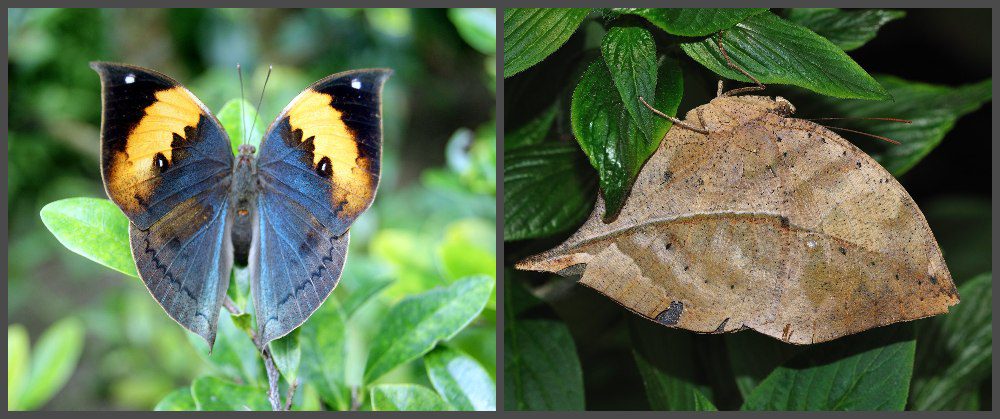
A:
[154,387,197,411]
[299,299,350,410]
[269,329,300,386]
[363,275,494,383]
[370,384,453,411]
[680,12,890,100]
[19,317,85,410]
[616,8,767,36]
[504,8,590,78]
[503,143,597,241]
[571,56,683,218]
[191,376,270,411]
[40,197,136,278]
[741,325,915,410]
[424,346,496,411]
[911,273,992,410]
[786,8,905,51]
[601,26,658,143]
[504,315,584,410]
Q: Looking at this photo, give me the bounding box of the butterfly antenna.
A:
[820,125,901,145]
[804,117,912,123]
[248,65,272,144]
[237,63,247,145]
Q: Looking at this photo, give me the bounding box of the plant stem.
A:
[223,296,288,411]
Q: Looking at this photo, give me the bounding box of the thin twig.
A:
[262,348,282,411]
[223,297,242,315]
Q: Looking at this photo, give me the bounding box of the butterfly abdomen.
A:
[231,144,259,266]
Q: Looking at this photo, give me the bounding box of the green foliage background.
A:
[8,8,496,410]
[504,8,991,411]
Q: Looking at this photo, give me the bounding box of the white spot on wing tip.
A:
[351,78,362,89]
[124,74,136,84]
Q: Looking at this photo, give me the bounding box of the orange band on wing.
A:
[108,87,203,212]
[287,90,374,215]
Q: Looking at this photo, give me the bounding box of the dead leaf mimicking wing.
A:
[517,94,958,344]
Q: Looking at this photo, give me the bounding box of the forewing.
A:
[257,68,391,235]
[91,62,233,230]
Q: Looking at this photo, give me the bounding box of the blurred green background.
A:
[8,8,496,410]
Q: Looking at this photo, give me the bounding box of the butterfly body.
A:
[91,62,391,348]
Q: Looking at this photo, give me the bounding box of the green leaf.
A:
[299,299,350,410]
[437,218,496,282]
[504,8,591,78]
[571,55,683,218]
[424,346,496,411]
[154,387,197,411]
[923,197,991,283]
[269,329,300,386]
[191,376,270,411]
[370,384,453,411]
[18,317,85,410]
[216,98,264,156]
[40,197,136,278]
[910,273,992,410]
[7,325,30,410]
[601,26,658,144]
[448,8,496,55]
[786,8,905,51]
[629,318,717,411]
[503,143,597,241]
[616,8,767,36]
[188,312,262,386]
[505,104,557,150]
[681,12,890,100]
[364,275,494,383]
[725,332,801,399]
[504,278,584,411]
[789,76,992,176]
[741,324,915,411]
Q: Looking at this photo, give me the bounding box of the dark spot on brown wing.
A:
[655,301,684,326]
[779,216,790,228]
[661,170,673,185]
[929,275,938,285]
[838,247,847,255]
[665,242,672,250]
[856,161,862,169]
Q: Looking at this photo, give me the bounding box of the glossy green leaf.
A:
[424,346,496,411]
[370,384,453,411]
[629,318,717,411]
[505,105,557,150]
[299,299,350,410]
[571,56,683,218]
[40,197,136,278]
[269,329,300,385]
[742,324,915,410]
[911,273,992,410]
[364,275,494,383]
[681,12,890,100]
[18,317,85,410]
[504,8,590,78]
[216,98,264,156]
[7,325,30,410]
[616,8,767,36]
[448,8,496,55]
[601,26,658,144]
[504,277,584,411]
[437,218,496,282]
[786,8,905,51]
[191,376,270,411]
[789,76,991,176]
[154,387,197,411]
[503,143,597,241]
